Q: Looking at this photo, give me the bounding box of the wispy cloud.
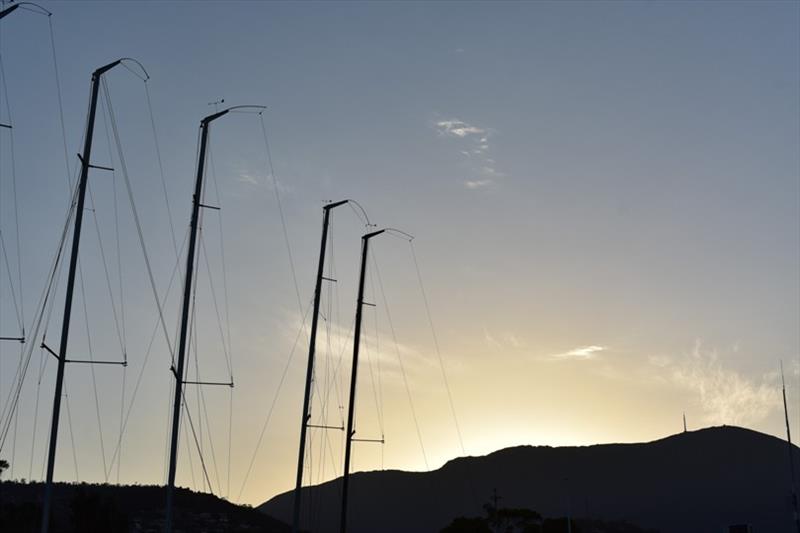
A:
[233,159,293,194]
[282,311,436,381]
[554,345,606,360]
[654,340,781,426]
[465,179,492,189]
[432,117,505,188]
[237,172,260,186]
[483,328,524,350]
[435,119,485,138]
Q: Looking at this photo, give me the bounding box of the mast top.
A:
[201,105,266,126]
[93,59,123,78]
[0,2,52,20]
[324,199,349,210]
[0,3,19,19]
[363,229,386,240]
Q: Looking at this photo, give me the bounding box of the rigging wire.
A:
[368,254,386,469]
[85,75,141,484]
[0,230,22,331]
[308,315,357,528]
[197,232,233,496]
[0,2,75,469]
[0,49,24,335]
[311,229,337,497]
[46,15,74,191]
[98,88,128,357]
[181,389,214,494]
[144,82,179,258]
[77,263,109,479]
[100,89,130,483]
[112,119,127,484]
[197,236,234,378]
[182,409,197,490]
[258,113,305,317]
[408,239,480,507]
[362,262,385,444]
[178,134,234,498]
[201,145,233,378]
[370,250,429,470]
[409,241,467,457]
[105,230,188,481]
[102,78,175,361]
[0,172,78,453]
[190,219,225,496]
[206,137,235,499]
[93,67,190,488]
[185,216,214,496]
[62,382,79,482]
[236,298,313,502]
[27,344,45,479]
[188,208,204,491]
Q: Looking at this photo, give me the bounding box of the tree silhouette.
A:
[441,516,492,533]
[443,491,638,533]
[0,459,9,479]
[442,497,545,533]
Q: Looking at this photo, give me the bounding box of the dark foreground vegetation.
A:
[0,481,290,533]
[441,502,659,533]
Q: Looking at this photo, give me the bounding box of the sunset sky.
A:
[0,1,797,507]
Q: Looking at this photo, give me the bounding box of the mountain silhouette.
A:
[259,425,800,533]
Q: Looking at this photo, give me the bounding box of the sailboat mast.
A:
[164,108,228,533]
[40,59,123,533]
[340,229,384,533]
[781,361,800,533]
[292,199,348,533]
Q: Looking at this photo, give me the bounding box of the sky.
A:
[0,0,798,509]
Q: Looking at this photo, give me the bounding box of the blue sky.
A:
[0,1,797,506]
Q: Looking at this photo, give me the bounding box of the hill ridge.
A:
[260,425,799,533]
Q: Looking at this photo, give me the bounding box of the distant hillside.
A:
[260,426,800,533]
[0,481,290,532]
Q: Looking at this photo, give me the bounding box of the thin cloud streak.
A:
[554,345,606,360]
[435,119,485,138]
[465,179,492,189]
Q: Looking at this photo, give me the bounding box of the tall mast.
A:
[165,107,228,533]
[340,229,384,533]
[292,199,348,533]
[781,361,800,533]
[40,59,125,533]
[164,104,264,532]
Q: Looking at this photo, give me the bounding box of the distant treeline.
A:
[0,480,290,533]
[441,502,660,533]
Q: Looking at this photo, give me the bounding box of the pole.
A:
[40,59,122,533]
[164,108,228,533]
[340,229,384,533]
[781,361,800,533]
[565,478,572,533]
[292,200,348,533]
